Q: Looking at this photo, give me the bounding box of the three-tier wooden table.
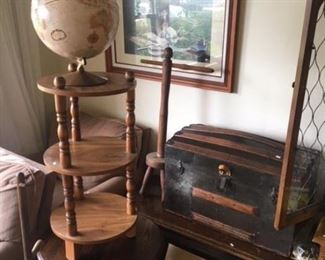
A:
[37,71,137,260]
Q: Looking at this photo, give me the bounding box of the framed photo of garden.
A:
[106,0,239,92]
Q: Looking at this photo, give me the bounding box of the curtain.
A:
[0,0,47,157]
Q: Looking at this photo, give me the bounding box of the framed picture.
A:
[106,0,239,92]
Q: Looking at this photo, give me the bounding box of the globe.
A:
[31,0,119,60]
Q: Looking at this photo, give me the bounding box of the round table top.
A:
[51,193,137,245]
[37,72,136,97]
[43,137,136,176]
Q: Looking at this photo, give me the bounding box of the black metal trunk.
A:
[164,124,319,256]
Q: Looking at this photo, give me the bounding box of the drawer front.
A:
[164,146,295,256]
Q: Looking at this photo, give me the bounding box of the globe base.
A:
[63,70,108,86]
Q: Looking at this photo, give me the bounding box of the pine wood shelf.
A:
[37,72,135,97]
[51,193,136,245]
[43,137,136,177]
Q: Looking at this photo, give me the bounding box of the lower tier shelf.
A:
[50,193,137,245]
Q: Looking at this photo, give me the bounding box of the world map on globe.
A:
[31,0,119,60]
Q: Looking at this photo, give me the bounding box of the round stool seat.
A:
[146,152,165,170]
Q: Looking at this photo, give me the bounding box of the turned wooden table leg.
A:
[73,176,84,200]
[54,78,71,169]
[65,240,79,260]
[54,77,78,259]
[125,72,136,215]
[70,96,84,200]
[54,92,77,234]
[62,175,78,236]
[70,96,81,142]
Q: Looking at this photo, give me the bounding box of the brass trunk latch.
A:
[218,164,232,191]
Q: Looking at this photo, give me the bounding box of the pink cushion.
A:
[48,113,143,191]
[0,148,46,260]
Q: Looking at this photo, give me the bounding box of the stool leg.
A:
[139,166,153,195]
[160,169,165,202]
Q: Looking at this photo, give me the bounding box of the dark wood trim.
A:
[274,0,324,230]
[106,0,239,92]
[192,187,258,216]
[183,124,284,150]
[192,211,255,242]
[140,59,214,73]
[285,202,324,225]
[175,131,282,163]
[172,140,280,176]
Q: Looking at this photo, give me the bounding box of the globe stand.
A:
[63,62,108,87]
[37,72,137,260]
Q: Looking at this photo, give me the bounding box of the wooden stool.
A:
[139,48,214,201]
[139,48,173,201]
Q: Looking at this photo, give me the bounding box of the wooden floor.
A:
[39,233,202,260]
[39,234,136,260]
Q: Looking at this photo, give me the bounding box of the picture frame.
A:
[106,0,239,92]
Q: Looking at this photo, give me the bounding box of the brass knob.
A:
[218,164,231,176]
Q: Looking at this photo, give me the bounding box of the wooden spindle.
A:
[54,76,71,169]
[54,76,77,236]
[125,71,136,215]
[70,97,81,142]
[62,175,77,236]
[70,96,84,200]
[73,176,84,200]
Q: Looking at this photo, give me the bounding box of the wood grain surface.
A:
[43,137,136,176]
[192,187,258,217]
[146,152,165,170]
[51,193,137,245]
[37,72,136,97]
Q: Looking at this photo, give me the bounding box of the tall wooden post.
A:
[156,48,172,201]
[139,48,173,201]
[125,71,137,215]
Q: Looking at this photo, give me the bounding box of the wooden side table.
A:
[37,71,137,260]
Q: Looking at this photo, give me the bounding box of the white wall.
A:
[77,0,306,149]
[39,44,67,119]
